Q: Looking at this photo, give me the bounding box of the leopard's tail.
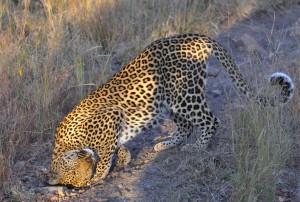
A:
[207,38,294,106]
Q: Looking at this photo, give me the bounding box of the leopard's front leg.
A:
[89,150,115,185]
[83,108,124,185]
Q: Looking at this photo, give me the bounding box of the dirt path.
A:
[21,4,300,202]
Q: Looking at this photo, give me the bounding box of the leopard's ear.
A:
[48,173,60,185]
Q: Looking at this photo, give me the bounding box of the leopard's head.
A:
[48,148,98,187]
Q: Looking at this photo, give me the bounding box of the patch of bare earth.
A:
[9,3,300,202]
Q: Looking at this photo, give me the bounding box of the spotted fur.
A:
[49,34,294,187]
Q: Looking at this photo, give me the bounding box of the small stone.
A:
[57,187,65,197]
[68,192,78,196]
[91,184,105,190]
[78,189,86,193]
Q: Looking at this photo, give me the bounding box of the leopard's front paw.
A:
[154,142,168,152]
[154,132,173,142]
[181,143,206,152]
[89,177,104,186]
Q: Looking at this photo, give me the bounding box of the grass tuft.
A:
[229,104,294,201]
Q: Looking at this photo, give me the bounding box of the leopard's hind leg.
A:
[181,99,221,151]
[154,112,193,151]
[87,108,124,184]
[157,96,220,152]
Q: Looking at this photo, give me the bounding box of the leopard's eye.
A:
[78,150,89,158]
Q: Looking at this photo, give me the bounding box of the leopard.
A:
[48,33,294,187]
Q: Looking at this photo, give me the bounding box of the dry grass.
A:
[228,104,295,201]
[0,0,298,200]
[227,40,300,201]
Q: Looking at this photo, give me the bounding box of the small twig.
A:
[82,46,103,54]
[68,83,97,88]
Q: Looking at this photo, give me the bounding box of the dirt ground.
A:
[9,3,300,202]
